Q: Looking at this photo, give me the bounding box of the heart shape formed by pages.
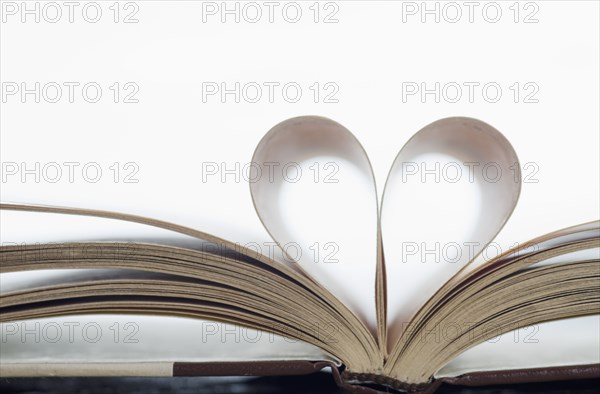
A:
[249,116,521,346]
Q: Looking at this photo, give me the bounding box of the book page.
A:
[0,315,338,377]
[435,316,600,378]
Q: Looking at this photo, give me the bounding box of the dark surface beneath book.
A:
[1,375,599,393]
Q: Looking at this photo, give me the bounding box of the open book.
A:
[1,116,599,393]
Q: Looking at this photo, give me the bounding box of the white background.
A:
[1,1,599,333]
